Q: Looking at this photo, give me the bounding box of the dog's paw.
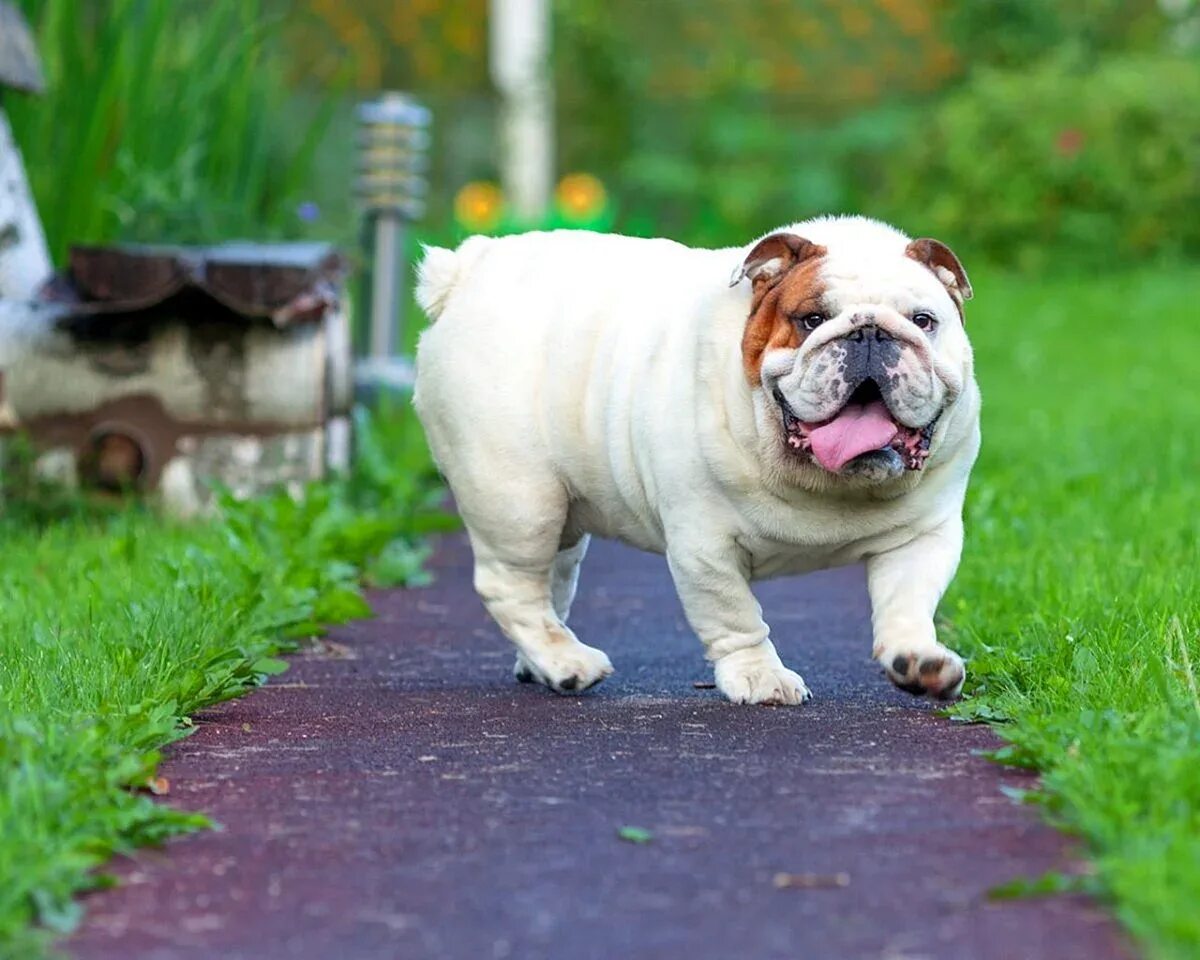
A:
[714,644,811,706]
[513,653,538,684]
[513,644,613,695]
[879,645,965,700]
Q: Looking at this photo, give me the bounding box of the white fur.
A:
[414,217,980,704]
[415,235,494,320]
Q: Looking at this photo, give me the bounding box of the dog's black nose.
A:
[837,325,903,391]
[845,325,894,343]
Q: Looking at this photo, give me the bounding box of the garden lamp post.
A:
[354,92,430,393]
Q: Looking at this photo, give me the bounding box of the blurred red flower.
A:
[1056,128,1086,157]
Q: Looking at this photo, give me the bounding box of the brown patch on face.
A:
[739,237,827,384]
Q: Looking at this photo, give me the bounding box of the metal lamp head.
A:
[353,93,431,392]
[355,93,431,221]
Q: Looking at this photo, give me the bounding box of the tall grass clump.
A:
[5,0,342,261]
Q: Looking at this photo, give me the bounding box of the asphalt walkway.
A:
[72,536,1131,960]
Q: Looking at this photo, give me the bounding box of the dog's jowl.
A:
[413,216,979,705]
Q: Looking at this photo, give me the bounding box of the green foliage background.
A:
[7,0,1198,266]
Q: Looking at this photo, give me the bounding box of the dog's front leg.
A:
[866,515,966,699]
[668,542,811,705]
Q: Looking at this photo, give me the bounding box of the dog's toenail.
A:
[918,658,943,676]
[891,655,910,675]
[515,667,534,683]
[559,676,578,691]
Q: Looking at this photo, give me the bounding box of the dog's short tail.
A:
[415,235,493,321]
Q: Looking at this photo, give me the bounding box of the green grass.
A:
[946,264,1200,960]
[0,405,453,957]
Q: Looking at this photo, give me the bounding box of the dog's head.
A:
[731,217,976,486]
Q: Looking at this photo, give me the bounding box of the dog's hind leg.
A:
[550,532,590,622]
[509,532,593,684]
[461,488,611,695]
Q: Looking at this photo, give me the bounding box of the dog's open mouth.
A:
[775,381,937,473]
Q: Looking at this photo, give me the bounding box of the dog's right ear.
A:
[905,237,973,307]
[729,233,825,288]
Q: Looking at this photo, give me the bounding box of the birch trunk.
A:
[0,108,51,299]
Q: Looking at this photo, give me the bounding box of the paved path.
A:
[72,537,1132,960]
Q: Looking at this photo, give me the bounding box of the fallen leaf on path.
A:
[146,776,170,796]
[617,826,654,844]
[307,639,358,660]
[772,871,850,889]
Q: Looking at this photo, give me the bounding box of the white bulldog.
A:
[413,216,979,705]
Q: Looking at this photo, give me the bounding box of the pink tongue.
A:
[807,401,900,472]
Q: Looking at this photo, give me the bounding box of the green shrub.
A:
[946,0,1173,70]
[612,100,919,247]
[884,55,1200,269]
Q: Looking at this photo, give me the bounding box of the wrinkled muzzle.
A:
[767,323,958,475]
[784,325,946,429]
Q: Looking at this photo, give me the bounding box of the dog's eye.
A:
[794,312,827,331]
[911,311,937,331]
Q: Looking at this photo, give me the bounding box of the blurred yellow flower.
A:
[555,173,608,221]
[454,181,504,231]
[839,5,874,39]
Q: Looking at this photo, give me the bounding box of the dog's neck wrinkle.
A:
[719,302,765,465]
[690,286,769,485]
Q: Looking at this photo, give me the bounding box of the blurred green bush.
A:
[608,102,915,247]
[884,55,1200,269]
[580,52,1200,269]
[548,1,1199,268]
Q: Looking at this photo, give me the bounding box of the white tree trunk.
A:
[489,0,554,222]
[0,108,52,299]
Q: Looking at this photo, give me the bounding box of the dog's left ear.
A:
[729,233,824,288]
[905,238,973,312]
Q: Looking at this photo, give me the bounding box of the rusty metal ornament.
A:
[0,1,44,94]
[49,242,347,330]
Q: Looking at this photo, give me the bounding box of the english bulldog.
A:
[413,216,979,705]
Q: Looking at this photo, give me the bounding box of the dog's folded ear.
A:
[729,233,824,288]
[905,238,973,311]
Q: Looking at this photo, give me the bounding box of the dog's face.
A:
[732,222,975,485]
